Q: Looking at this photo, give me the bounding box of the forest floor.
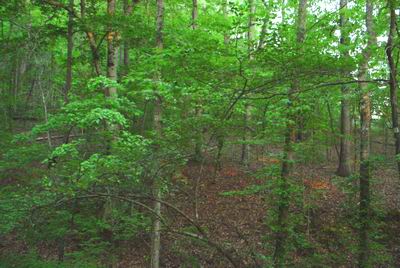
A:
[117,159,400,267]
[1,160,399,267]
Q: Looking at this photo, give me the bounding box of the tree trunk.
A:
[151,0,164,267]
[327,99,340,159]
[81,0,102,76]
[38,69,52,148]
[273,0,307,266]
[192,0,198,30]
[384,120,388,157]
[191,0,203,162]
[273,123,294,267]
[106,0,118,98]
[258,0,270,50]
[105,2,118,267]
[64,0,74,103]
[123,0,139,74]
[241,0,255,166]
[241,103,251,166]
[123,0,132,71]
[57,2,75,259]
[294,0,307,143]
[337,0,352,177]
[386,0,400,178]
[358,0,375,266]
[353,113,358,171]
[222,0,229,44]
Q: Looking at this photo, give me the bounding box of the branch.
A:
[36,134,80,141]
[39,0,79,18]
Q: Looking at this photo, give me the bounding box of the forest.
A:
[0,0,400,267]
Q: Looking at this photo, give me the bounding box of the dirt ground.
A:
[1,159,399,267]
[117,159,400,267]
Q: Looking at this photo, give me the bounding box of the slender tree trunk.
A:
[81,0,102,76]
[222,0,229,44]
[64,0,74,103]
[337,0,352,177]
[105,2,118,267]
[358,0,375,266]
[258,0,270,50]
[273,123,294,267]
[106,0,118,98]
[38,68,52,148]
[386,0,400,178]
[123,0,139,74]
[151,0,164,267]
[354,114,358,171]
[123,0,132,71]
[194,107,203,162]
[215,131,224,174]
[191,0,203,162]
[384,120,388,156]
[247,0,255,57]
[293,0,307,143]
[241,104,251,165]
[192,0,198,30]
[326,99,340,158]
[273,1,307,266]
[192,0,203,216]
[57,3,75,259]
[241,0,255,166]
[281,0,286,24]
[13,59,19,113]
[213,0,229,169]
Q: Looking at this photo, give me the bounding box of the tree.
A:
[122,0,139,75]
[273,0,307,266]
[386,0,400,178]
[64,0,74,104]
[150,0,164,267]
[241,0,255,166]
[106,0,118,98]
[337,0,352,177]
[358,0,376,266]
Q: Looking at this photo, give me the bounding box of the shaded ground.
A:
[118,160,400,267]
[1,160,399,267]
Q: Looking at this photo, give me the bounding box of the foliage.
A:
[0,0,398,266]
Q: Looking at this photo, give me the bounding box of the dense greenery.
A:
[0,0,399,267]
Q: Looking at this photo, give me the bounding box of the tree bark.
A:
[384,120,388,156]
[57,3,74,260]
[103,2,119,267]
[64,0,74,103]
[294,0,307,142]
[273,0,307,266]
[151,0,164,267]
[192,0,198,30]
[106,0,118,98]
[386,0,400,178]
[191,0,203,162]
[337,0,352,177]
[222,0,229,44]
[241,0,255,166]
[358,0,375,266]
[123,0,132,70]
[258,0,270,50]
[123,0,139,74]
[80,0,102,76]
